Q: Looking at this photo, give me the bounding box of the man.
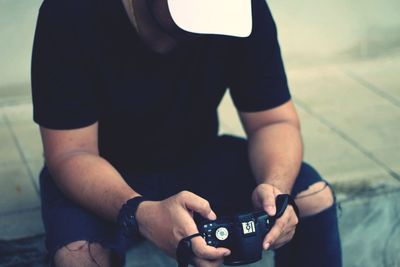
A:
[31,0,342,266]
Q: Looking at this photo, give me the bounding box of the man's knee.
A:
[54,240,111,267]
[294,181,335,217]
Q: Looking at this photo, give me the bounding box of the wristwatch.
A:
[117,196,148,238]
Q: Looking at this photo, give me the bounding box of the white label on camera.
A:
[242,221,256,235]
[215,227,229,241]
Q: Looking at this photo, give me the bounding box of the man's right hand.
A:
[136,191,230,267]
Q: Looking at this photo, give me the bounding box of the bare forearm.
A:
[248,122,303,194]
[47,153,139,221]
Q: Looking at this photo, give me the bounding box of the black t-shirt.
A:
[31,0,291,172]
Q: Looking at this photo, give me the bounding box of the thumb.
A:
[258,185,276,216]
[178,191,217,220]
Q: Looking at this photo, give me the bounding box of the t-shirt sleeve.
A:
[227,0,291,112]
[31,1,98,130]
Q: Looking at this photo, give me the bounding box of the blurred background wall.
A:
[1,0,399,95]
[271,0,400,66]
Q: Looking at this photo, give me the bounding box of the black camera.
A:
[196,194,292,265]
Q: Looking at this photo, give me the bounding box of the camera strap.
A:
[275,194,300,219]
[176,233,202,267]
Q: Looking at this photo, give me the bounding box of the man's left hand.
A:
[251,183,299,250]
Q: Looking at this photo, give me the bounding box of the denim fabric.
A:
[274,203,343,267]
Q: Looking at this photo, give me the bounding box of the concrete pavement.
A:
[1,0,400,266]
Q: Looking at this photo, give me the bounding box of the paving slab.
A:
[371,146,400,173]
[2,103,34,124]
[0,235,46,266]
[27,159,44,192]
[126,241,177,267]
[289,65,400,180]
[0,110,22,166]
[344,55,400,104]
[3,104,42,163]
[125,241,274,267]
[314,102,400,151]
[287,66,391,112]
[5,122,42,164]
[0,163,40,215]
[297,108,400,200]
[0,208,43,241]
[339,190,400,267]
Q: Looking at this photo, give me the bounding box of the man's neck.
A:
[122,0,139,32]
[121,0,178,54]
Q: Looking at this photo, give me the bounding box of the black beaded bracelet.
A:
[117,196,148,238]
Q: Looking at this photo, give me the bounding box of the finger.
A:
[258,185,276,216]
[191,236,230,260]
[262,204,299,250]
[263,217,286,249]
[288,206,299,225]
[266,208,298,250]
[178,191,217,220]
[272,229,296,249]
[281,206,298,229]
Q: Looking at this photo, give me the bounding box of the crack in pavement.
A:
[294,97,400,184]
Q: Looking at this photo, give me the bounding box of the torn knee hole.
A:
[295,182,335,217]
[56,241,110,267]
[295,181,331,199]
[65,240,89,252]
